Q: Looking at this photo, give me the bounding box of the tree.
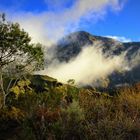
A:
[0,13,44,108]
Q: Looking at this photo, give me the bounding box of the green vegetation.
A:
[0,75,140,140]
[0,13,44,108]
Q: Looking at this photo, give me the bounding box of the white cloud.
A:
[7,0,125,47]
[106,35,132,42]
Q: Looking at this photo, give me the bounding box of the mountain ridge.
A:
[53,31,140,87]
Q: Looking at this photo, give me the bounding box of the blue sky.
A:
[0,0,140,43]
[91,0,140,42]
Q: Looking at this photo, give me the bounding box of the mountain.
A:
[54,31,140,87]
[56,31,121,61]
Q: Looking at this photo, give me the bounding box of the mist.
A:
[39,41,128,86]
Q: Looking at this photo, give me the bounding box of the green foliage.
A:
[50,100,85,140]
[0,13,44,71]
[0,13,44,109]
[67,79,75,85]
[0,106,24,121]
[10,79,32,99]
[1,75,140,140]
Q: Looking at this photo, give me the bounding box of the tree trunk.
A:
[0,67,6,108]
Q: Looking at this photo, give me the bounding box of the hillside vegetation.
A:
[0,75,140,140]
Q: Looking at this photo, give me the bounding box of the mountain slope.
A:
[56,31,123,61]
[56,31,140,61]
[54,31,140,87]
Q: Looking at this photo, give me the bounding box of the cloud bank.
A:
[6,0,125,47]
[39,42,128,86]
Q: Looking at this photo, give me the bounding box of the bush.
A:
[79,87,140,140]
[1,77,140,140]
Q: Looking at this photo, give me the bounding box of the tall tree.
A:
[0,13,44,108]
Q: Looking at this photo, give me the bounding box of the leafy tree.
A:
[0,13,44,108]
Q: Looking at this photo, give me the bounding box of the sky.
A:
[0,0,140,43]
